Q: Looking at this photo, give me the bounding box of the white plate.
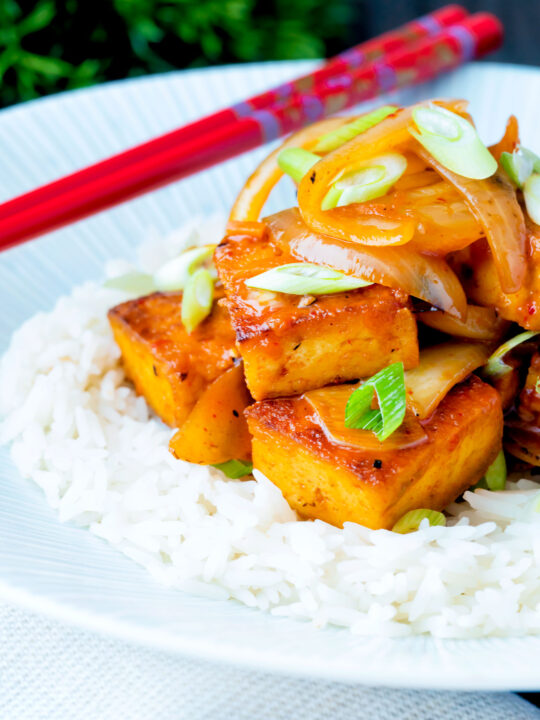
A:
[1,61,540,691]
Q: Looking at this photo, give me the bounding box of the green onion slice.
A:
[321,152,407,211]
[277,148,321,183]
[154,245,216,292]
[484,450,507,491]
[212,459,254,479]
[345,362,406,442]
[181,267,214,333]
[500,149,535,189]
[313,105,399,153]
[245,262,372,295]
[483,331,540,379]
[410,105,497,180]
[392,508,446,534]
[104,271,156,295]
[524,173,540,225]
[521,147,540,173]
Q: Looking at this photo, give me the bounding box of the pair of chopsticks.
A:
[0,5,502,253]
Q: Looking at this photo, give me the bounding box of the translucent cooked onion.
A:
[229,117,352,223]
[404,342,490,419]
[303,385,427,450]
[413,145,527,294]
[395,181,484,255]
[296,99,468,247]
[265,207,468,318]
[417,305,510,341]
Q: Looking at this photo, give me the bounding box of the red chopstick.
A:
[0,11,502,253]
[0,5,466,209]
[225,5,467,120]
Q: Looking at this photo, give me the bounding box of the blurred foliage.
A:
[0,0,354,107]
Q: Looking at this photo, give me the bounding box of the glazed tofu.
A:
[108,291,238,427]
[246,375,502,530]
[215,225,418,401]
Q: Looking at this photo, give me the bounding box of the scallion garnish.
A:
[500,149,535,189]
[313,105,399,153]
[154,245,216,292]
[321,152,407,211]
[410,105,497,180]
[392,508,446,534]
[181,267,214,333]
[344,362,406,442]
[245,262,372,295]
[105,245,217,296]
[484,450,507,491]
[277,148,321,183]
[524,173,540,225]
[483,331,540,379]
[104,271,156,295]
[212,459,253,479]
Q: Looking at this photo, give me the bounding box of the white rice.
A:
[2,217,540,638]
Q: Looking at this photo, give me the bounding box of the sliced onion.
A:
[398,182,483,255]
[265,208,468,318]
[394,169,440,191]
[404,342,490,419]
[417,305,510,341]
[297,105,417,246]
[413,145,527,294]
[229,117,351,223]
[296,100,467,248]
[303,385,427,450]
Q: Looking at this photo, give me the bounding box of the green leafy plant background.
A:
[0,0,354,107]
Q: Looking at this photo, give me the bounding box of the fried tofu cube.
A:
[108,291,238,427]
[215,226,418,401]
[246,376,502,530]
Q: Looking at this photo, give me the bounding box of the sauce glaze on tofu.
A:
[108,291,238,427]
[246,376,503,530]
[215,226,418,401]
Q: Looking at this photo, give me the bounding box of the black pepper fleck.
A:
[152,364,158,376]
[310,171,316,183]
[373,459,383,469]
[232,409,239,417]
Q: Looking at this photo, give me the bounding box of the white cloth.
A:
[1,603,538,720]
